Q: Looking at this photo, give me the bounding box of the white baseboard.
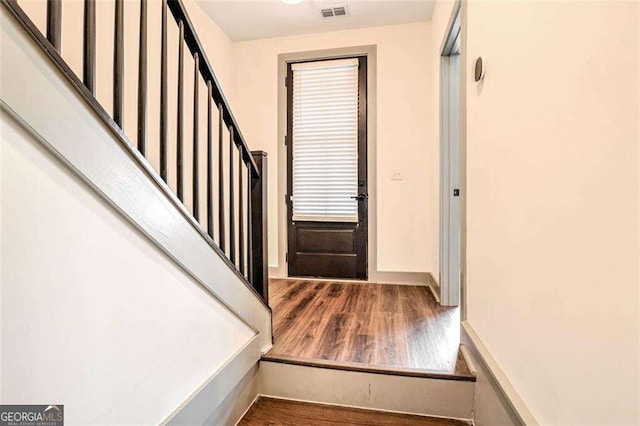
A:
[164,336,262,425]
[208,366,259,426]
[461,322,538,426]
[372,271,431,286]
[233,394,260,426]
[269,266,285,279]
[426,272,441,303]
[268,270,433,286]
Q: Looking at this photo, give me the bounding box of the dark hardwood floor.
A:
[238,397,471,426]
[264,279,471,378]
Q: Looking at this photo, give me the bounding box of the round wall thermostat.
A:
[474,57,485,82]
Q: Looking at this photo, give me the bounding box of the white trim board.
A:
[439,1,463,308]
[427,272,441,303]
[427,283,441,304]
[258,360,474,419]
[269,270,433,286]
[164,336,262,425]
[461,322,538,425]
[0,8,271,348]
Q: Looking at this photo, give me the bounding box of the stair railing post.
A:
[250,151,268,304]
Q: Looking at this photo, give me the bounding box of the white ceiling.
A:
[196,0,436,42]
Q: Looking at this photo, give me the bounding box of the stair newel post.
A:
[250,151,268,304]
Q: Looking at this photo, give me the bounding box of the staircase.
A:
[2,0,269,303]
[1,0,271,423]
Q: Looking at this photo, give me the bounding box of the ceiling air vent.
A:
[321,8,334,18]
[333,6,347,16]
[320,5,349,18]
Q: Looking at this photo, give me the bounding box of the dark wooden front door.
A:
[286,57,368,280]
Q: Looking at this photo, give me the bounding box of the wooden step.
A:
[238,397,472,426]
[261,352,476,381]
[268,279,473,378]
[260,280,476,420]
[258,359,475,420]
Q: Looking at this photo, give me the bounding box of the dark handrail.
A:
[1,0,269,305]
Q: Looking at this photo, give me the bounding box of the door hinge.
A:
[286,252,289,262]
[285,193,290,204]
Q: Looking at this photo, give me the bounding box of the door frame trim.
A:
[275,45,378,281]
[439,1,465,308]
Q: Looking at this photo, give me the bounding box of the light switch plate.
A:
[391,169,405,180]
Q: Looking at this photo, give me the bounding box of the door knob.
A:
[350,194,368,201]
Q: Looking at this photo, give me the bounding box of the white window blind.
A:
[291,58,359,223]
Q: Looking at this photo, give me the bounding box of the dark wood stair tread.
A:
[267,279,474,380]
[261,352,475,382]
[238,397,472,426]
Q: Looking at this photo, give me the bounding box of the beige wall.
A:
[230,23,435,273]
[463,0,640,424]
